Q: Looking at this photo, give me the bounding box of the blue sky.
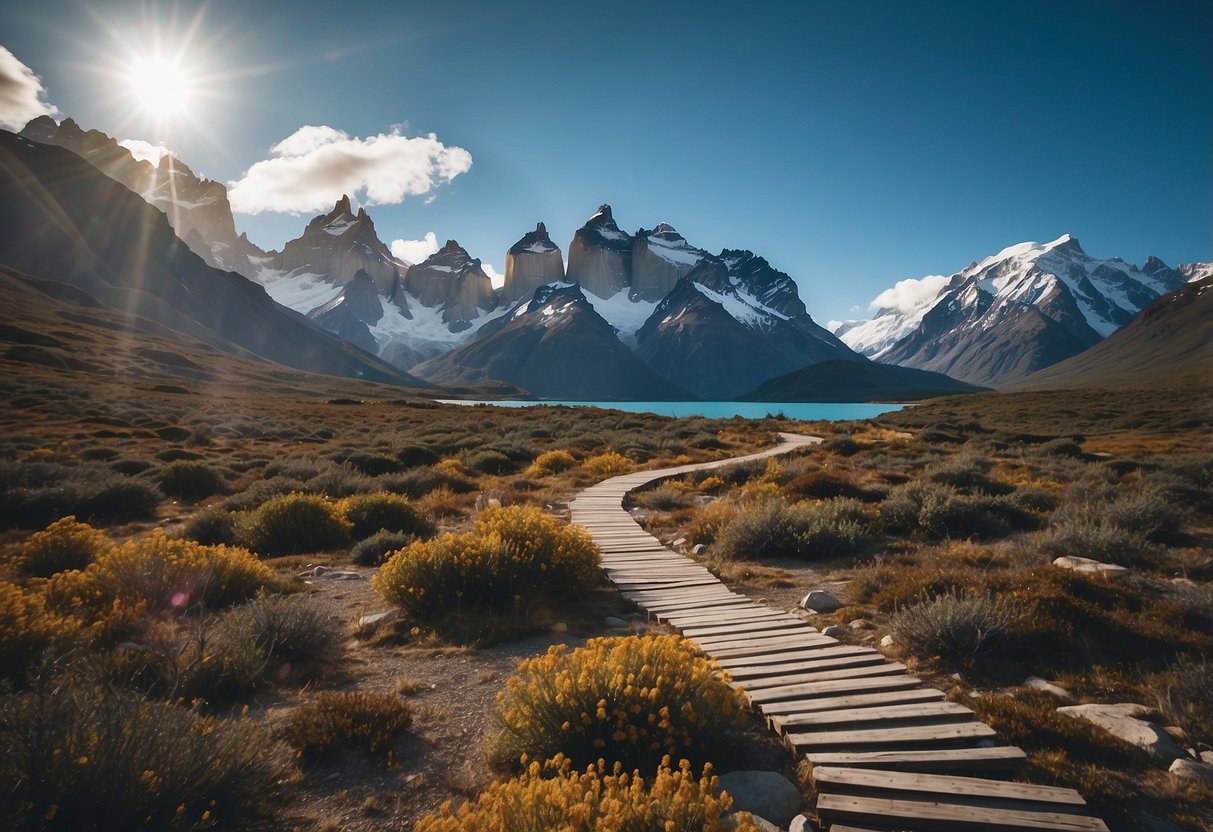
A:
[2,0,1209,324]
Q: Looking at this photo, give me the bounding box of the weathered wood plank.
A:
[760,688,947,718]
[681,618,807,638]
[777,700,975,729]
[748,674,923,704]
[735,662,907,690]
[789,720,996,750]
[815,794,1109,832]
[805,746,1027,773]
[725,652,887,679]
[811,766,1088,808]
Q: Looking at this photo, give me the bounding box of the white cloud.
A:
[482,262,504,289]
[869,274,949,314]
[119,138,172,165]
[390,231,439,265]
[228,125,472,215]
[0,45,59,130]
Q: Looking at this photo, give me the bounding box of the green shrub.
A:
[1151,657,1213,746]
[712,497,877,561]
[340,452,402,476]
[631,484,693,512]
[157,461,222,501]
[890,591,1013,665]
[380,466,476,498]
[241,492,350,556]
[882,481,1034,540]
[79,475,162,524]
[415,756,754,832]
[351,530,415,567]
[280,690,412,765]
[925,454,1013,495]
[339,491,433,540]
[179,505,240,546]
[1034,517,1152,565]
[0,679,291,831]
[394,444,439,468]
[175,612,265,703]
[466,449,518,475]
[373,506,599,640]
[236,593,337,666]
[493,635,746,773]
[219,475,303,511]
[13,516,109,577]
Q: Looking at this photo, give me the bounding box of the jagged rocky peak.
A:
[403,239,498,331]
[274,195,404,297]
[566,203,634,299]
[720,249,809,319]
[631,221,709,302]
[504,222,565,304]
[19,116,264,275]
[306,269,385,354]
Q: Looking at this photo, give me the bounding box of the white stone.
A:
[717,770,802,826]
[1169,758,1213,782]
[1201,750,1213,765]
[800,589,843,613]
[551,622,568,635]
[692,543,708,556]
[358,610,399,631]
[1052,556,1128,579]
[788,813,818,832]
[848,618,872,630]
[1024,676,1075,704]
[329,570,363,580]
[879,634,896,649]
[1057,703,1184,760]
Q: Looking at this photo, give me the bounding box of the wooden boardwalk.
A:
[569,432,1108,832]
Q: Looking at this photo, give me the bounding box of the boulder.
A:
[739,815,780,832]
[879,634,896,649]
[788,814,818,832]
[800,589,842,613]
[1052,555,1128,579]
[1169,758,1213,783]
[358,610,399,632]
[692,544,708,556]
[848,618,873,630]
[1057,703,1184,760]
[1023,676,1076,704]
[821,625,847,638]
[717,771,802,826]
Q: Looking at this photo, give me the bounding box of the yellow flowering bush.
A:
[43,530,275,625]
[415,755,757,832]
[0,581,80,682]
[12,516,110,577]
[493,635,746,773]
[373,506,600,640]
[281,690,412,766]
[527,449,578,476]
[338,491,433,540]
[583,451,636,479]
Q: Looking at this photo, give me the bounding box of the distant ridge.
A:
[740,359,987,402]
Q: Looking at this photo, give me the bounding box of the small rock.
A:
[551,622,568,635]
[311,565,329,576]
[1201,750,1213,764]
[693,495,714,506]
[1168,758,1213,783]
[717,770,802,826]
[1023,676,1075,704]
[879,634,895,648]
[822,625,846,638]
[358,610,399,632]
[671,537,686,549]
[1052,555,1128,579]
[692,543,708,556]
[800,589,842,613]
[328,570,363,580]
[605,616,630,628]
[788,814,818,832]
[628,507,644,517]
[1057,703,1184,760]
[1164,725,1187,742]
[1170,577,1197,588]
[848,618,873,630]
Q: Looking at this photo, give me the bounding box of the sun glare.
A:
[129,56,192,118]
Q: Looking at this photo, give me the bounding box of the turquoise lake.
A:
[437,400,905,420]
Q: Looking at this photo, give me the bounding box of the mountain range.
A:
[9,116,1210,402]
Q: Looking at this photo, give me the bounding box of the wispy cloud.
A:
[228,125,471,215]
[0,45,59,130]
[390,231,439,265]
[869,275,948,314]
[119,137,172,165]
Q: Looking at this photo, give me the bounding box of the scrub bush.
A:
[13,516,108,577]
[241,492,350,555]
[281,690,412,765]
[339,491,433,540]
[493,635,746,773]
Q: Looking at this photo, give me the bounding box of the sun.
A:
[128,55,193,118]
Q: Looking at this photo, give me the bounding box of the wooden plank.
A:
[805,747,1026,774]
[709,641,838,662]
[815,794,1108,832]
[715,644,872,668]
[811,766,1088,808]
[664,609,794,627]
[749,674,923,704]
[778,700,975,729]
[725,652,886,679]
[690,631,833,651]
[789,720,996,750]
[639,595,751,613]
[735,662,907,690]
[681,618,807,638]
[760,688,947,718]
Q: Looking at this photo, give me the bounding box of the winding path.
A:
[570,432,1108,832]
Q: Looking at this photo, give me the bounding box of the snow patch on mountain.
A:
[584,289,659,345]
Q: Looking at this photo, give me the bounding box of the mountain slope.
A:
[741,359,988,402]
[20,116,264,275]
[412,283,689,400]
[0,129,425,387]
[836,235,1189,387]
[1010,275,1213,391]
